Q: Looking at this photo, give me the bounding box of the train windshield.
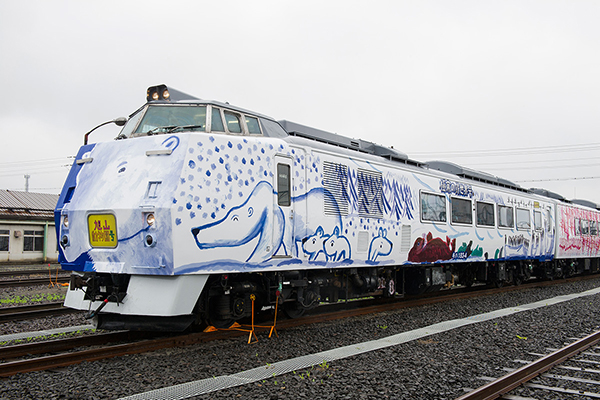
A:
[132,105,207,136]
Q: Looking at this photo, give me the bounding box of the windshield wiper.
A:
[146,125,177,135]
[167,125,205,133]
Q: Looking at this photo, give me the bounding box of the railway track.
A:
[0,277,70,288]
[1,274,598,377]
[0,303,78,323]
[0,268,62,277]
[458,330,600,399]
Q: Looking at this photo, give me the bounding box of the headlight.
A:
[146,213,155,226]
[62,215,69,228]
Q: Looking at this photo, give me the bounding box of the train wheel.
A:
[206,295,236,329]
[283,301,306,319]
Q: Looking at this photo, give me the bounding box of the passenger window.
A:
[581,219,590,235]
[421,193,446,222]
[224,111,242,133]
[476,202,494,227]
[516,208,530,230]
[498,205,514,228]
[451,198,472,225]
[245,116,261,134]
[211,107,225,132]
[277,164,291,206]
[575,218,581,235]
[591,221,598,236]
[533,211,542,231]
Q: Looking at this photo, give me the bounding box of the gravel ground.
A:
[2,277,600,400]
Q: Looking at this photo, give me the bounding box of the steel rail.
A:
[0,269,64,277]
[0,331,158,359]
[0,277,70,288]
[0,330,242,377]
[456,330,600,400]
[0,303,78,323]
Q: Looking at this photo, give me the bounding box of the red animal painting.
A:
[408,232,456,263]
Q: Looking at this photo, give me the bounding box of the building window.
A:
[451,197,472,225]
[476,201,495,227]
[497,205,514,228]
[23,230,44,252]
[0,230,8,252]
[421,192,446,222]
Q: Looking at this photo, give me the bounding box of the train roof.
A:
[424,160,525,192]
[278,120,422,166]
[571,199,600,210]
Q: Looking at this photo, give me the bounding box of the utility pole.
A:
[24,174,30,192]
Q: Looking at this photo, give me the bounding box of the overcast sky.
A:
[1,1,599,204]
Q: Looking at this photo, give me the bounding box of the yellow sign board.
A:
[88,214,118,248]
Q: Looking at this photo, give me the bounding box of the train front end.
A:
[55,86,210,331]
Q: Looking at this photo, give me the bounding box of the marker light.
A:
[63,215,69,228]
[146,213,156,226]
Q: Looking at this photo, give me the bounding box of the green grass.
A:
[0,292,65,305]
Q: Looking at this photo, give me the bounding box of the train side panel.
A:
[556,202,600,259]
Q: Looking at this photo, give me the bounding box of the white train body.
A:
[56,85,600,330]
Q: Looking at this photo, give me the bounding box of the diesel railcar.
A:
[55,84,600,330]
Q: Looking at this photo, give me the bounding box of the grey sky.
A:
[1,1,599,204]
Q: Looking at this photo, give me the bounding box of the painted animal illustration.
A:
[456,240,483,258]
[368,227,393,262]
[191,181,284,263]
[408,232,456,263]
[323,227,351,261]
[301,226,330,261]
[191,182,343,263]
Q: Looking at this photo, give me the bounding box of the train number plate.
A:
[88,214,118,248]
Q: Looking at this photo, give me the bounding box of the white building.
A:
[0,190,59,263]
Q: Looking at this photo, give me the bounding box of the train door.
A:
[274,155,294,257]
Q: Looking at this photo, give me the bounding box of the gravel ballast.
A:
[2,277,600,400]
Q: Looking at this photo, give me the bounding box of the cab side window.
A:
[224,111,242,133]
[211,107,225,132]
[245,116,262,134]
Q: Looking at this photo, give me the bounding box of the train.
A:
[55,84,600,331]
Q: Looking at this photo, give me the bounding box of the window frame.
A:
[533,210,543,231]
[244,115,263,135]
[516,208,531,231]
[591,220,598,236]
[0,229,9,252]
[23,230,44,252]
[497,205,514,229]
[420,191,447,223]
[581,219,590,235]
[450,197,473,226]
[476,201,495,228]
[276,163,291,207]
